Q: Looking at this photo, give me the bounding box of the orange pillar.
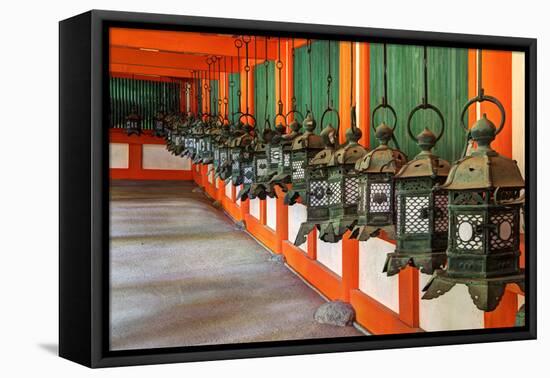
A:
[358,42,370,148]
[398,266,420,328]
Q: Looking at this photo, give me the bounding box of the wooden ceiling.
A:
[110,28,287,79]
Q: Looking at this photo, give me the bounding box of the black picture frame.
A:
[59,9,537,368]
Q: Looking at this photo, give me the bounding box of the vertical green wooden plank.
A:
[228,73,240,122]
[293,40,339,133]
[253,61,276,133]
[369,44,468,163]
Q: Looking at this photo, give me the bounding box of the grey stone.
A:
[192,187,204,194]
[314,301,355,327]
[235,220,246,230]
[268,254,286,264]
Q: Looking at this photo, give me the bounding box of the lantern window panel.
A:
[220,151,227,163]
[270,147,281,164]
[404,195,430,234]
[328,182,341,205]
[455,214,484,251]
[395,195,402,236]
[490,212,516,250]
[434,193,449,233]
[344,177,359,205]
[283,152,291,168]
[292,160,305,180]
[369,182,392,213]
[243,164,254,184]
[309,180,329,207]
[256,158,269,177]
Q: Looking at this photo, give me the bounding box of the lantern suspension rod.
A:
[326,40,333,109]
[291,38,296,110]
[253,36,257,118]
[244,36,251,115]
[422,45,429,105]
[477,49,484,98]
[350,41,354,107]
[230,55,235,122]
[217,56,222,116]
[276,37,283,115]
[307,39,313,114]
[224,56,229,120]
[264,36,270,123]
[382,43,388,106]
[234,38,243,114]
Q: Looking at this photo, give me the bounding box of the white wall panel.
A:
[225,181,232,198]
[236,185,242,206]
[288,204,307,252]
[317,239,342,277]
[512,51,525,178]
[250,198,260,219]
[419,273,484,331]
[266,197,277,230]
[142,144,190,170]
[109,143,129,169]
[207,164,214,183]
[359,238,399,313]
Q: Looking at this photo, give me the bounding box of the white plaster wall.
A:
[207,165,214,184]
[236,185,242,206]
[419,273,484,332]
[249,198,260,219]
[317,239,342,277]
[142,144,191,170]
[358,238,399,313]
[109,143,129,169]
[518,295,525,310]
[288,204,308,252]
[266,197,277,230]
[225,181,232,198]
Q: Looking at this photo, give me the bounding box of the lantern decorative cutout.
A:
[351,44,407,241]
[283,113,324,205]
[247,124,276,200]
[422,53,524,311]
[316,108,367,243]
[152,106,167,138]
[230,117,255,187]
[384,46,451,276]
[213,120,232,179]
[125,107,142,136]
[384,104,450,275]
[294,119,337,246]
[268,110,303,194]
[263,116,287,198]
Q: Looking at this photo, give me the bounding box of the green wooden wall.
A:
[209,79,219,116]
[229,72,241,122]
[253,61,276,133]
[369,44,468,163]
[109,77,181,129]
[294,40,340,133]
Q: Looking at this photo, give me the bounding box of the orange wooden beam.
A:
[110,28,279,59]
[110,63,194,78]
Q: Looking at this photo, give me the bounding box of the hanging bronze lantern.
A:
[284,112,324,205]
[125,106,142,136]
[294,120,337,246]
[384,47,450,275]
[230,117,254,187]
[268,110,303,194]
[152,105,167,138]
[422,51,524,312]
[351,44,407,241]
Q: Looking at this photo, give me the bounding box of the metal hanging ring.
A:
[460,94,506,135]
[407,103,445,143]
[234,39,243,48]
[284,109,305,124]
[320,107,340,131]
[371,103,397,132]
[242,35,251,43]
[238,112,256,126]
[274,113,287,127]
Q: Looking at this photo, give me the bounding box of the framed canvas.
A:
[59,9,537,368]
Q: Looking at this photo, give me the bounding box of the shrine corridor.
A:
[109,180,363,350]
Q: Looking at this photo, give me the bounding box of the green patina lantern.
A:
[422,52,524,311]
[351,44,407,241]
[268,110,303,195]
[152,105,167,138]
[230,117,255,187]
[317,108,367,243]
[384,46,451,276]
[283,112,324,205]
[247,124,274,200]
[213,119,232,179]
[125,107,142,136]
[294,119,337,246]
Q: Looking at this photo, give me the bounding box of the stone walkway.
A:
[110,180,362,351]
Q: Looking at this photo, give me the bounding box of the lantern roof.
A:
[291,113,324,151]
[355,144,407,173]
[440,114,524,190]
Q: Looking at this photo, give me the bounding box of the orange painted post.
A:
[398,266,420,328]
[307,228,317,260]
[484,289,518,328]
[358,43,370,147]
[128,143,142,177]
[339,41,352,145]
[341,232,359,302]
[260,200,267,226]
[481,50,513,158]
[275,187,289,254]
